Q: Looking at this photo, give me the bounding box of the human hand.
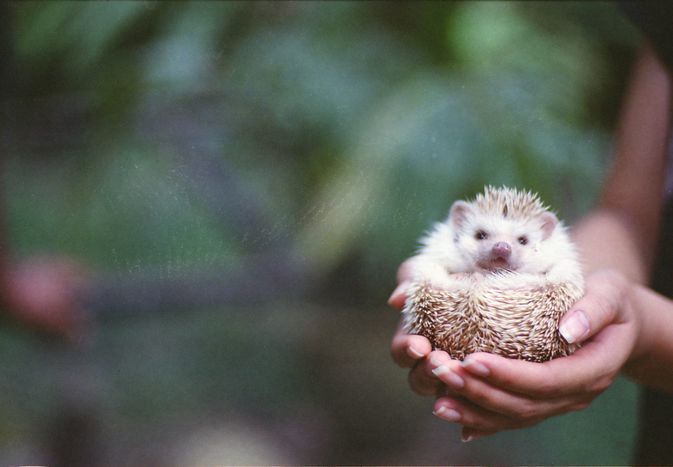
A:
[389,256,445,395]
[426,269,639,441]
[1,256,91,342]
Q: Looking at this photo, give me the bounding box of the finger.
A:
[408,350,453,396]
[432,358,583,418]
[433,396,538,433]
[426,352,467,389]
[390,328,432,368]
[409,364,441,396]
[460,427,497,443]
[388,280,412,309]
[559,269,627,345]
[397,257,419,283]
[460,337,626,399]
[388,257,422,309]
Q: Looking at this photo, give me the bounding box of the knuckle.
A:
[593,270,626,306]
[580,270,626,312]
[591,294,612,318]
[577,294,612,327]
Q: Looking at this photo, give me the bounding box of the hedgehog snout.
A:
[491,242,512,260]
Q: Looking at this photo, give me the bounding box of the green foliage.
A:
[3,1,640,464]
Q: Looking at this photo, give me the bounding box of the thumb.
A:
[559,270,626,345]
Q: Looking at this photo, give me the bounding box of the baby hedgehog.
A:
[401,186,584,362]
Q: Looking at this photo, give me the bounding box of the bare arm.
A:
[625,285,673,391]
[573,43,671,283]
[572,43,673,390]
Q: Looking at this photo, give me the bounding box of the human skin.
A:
[0,256,89,341]
[389,44,673,441]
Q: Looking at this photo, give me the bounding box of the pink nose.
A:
[492,242,512,259]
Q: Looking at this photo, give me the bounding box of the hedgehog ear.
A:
[449,201,471,228]
[540,211,558,239]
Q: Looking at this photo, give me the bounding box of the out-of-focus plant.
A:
[10,1,635,294]
[3,1,641,464]
[296,2,636,298]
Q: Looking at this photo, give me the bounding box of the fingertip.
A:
[559,309,590,344]
[407,345,426,360]
[433,397,461,422]
[461,427,487,443]
[427,349,451,367]
[392,334,431,368]
[433,395,458,411]
[407,335,432,359]
[558,270,624,345]
[387,281,411,309]
[463,352,503,366]
[462,355,490,377]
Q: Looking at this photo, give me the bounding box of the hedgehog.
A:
[401,186,584,362]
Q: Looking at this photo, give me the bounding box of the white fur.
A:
[411,200,583,290]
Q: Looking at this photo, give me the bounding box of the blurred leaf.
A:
[15,1,153,74]
[3,1,641,464]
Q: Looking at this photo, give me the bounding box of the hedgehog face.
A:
[449,200,559,274]
[455,219,536,272]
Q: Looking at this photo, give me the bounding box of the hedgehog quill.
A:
[401,186,585,362]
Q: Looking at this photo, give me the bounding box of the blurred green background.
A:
[0,1,642,465]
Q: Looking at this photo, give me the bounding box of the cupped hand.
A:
[390,265,640,441]
[389,256,439,395]
[431,269,639,441]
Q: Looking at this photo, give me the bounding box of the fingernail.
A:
[559,310,590,344]
[432,366,464,388]
[433,406,461,422]
[461,433,481,443]
[429,354,444,367]
[407,346,425,359]
[462,357,489,376]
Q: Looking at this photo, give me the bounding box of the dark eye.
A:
[518,236,528,245]
[475,230,488,240]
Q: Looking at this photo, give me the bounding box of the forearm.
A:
[571,210,648,284]
[571,44,671,284]
[599,44,671,272]
[624,284,673,392]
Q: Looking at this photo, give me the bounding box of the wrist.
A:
[622,284,661,381]
[625,284,647,363]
